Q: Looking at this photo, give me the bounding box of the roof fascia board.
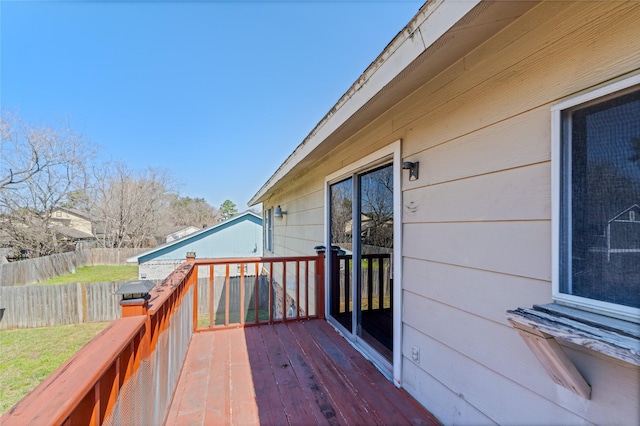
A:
[126,211,262,262]
[249,0,481,205]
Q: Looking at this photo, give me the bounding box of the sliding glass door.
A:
[329,163,394,361]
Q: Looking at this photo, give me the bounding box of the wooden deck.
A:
[166,319,439,425]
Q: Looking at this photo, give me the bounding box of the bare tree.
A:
[0,113,95,257]
[360,166,393,251]
[91,162,173,248]
[165,195,220,230]
[330,179,353,247]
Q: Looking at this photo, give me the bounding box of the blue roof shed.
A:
[127,211,263,280]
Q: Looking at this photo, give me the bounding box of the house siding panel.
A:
[404,293,639,424]
[260,1,640,424]
[402,324,588,425]
[268,185,325,257]
[135,213,263,280]
[397,3,639,422]
[395,2,640,423]
[403,162,551,223]
[141,217,262,262]
[404,221,551,281]
[402,258,551,327]
[402,357,496,426]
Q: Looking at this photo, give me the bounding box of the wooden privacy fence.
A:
[0,282,123,330]
[0,248,145,287]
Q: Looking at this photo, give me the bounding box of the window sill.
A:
[506,303,640,399]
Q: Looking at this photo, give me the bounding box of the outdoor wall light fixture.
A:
[274,205,287,218]
[402,161,419,181]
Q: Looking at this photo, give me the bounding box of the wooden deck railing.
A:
[192,254,325,331]
[1,253,326,425]
[331,252,391,316]
[1,261,197,425]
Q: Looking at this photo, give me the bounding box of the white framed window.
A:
[552,74,640,321]
[264,208,273,252]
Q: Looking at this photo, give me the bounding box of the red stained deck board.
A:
[259,323,320,424]
[285,321,376,424]
[166,320,439,426]
[203,329,231,424]
[272,320,341,425]
[298,320,398,424]
[308,320,436,424]
[244,327,290,425]
[165,329,215,424]
[304,320,434,425]
[228,326,259,425]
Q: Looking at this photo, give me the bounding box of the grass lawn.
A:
[0,322,110,414]
[36,265,138,285]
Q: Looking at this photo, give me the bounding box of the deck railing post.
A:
[120,298,149,318]
[186,253,198,332]
[314,247,326,320]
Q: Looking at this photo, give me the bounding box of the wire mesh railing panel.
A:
[102,354,152,426]
[103,286,193,426]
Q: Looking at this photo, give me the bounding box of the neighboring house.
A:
[51,225,94,246]
[49,207,97,249]
[50,207,94,236]
[165,226,200,243]
[250,1,639,425]
[127,211,263,280]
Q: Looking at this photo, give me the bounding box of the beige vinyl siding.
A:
[270,184,324,257]
[403,258,551,327]
[396,2,640,424]
[404,162,551,223]
[402,324,588,425]
[264,1,640,424]
[402,359,496,425]
[397,3,640,149]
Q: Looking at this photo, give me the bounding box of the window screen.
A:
[561,87,640,309]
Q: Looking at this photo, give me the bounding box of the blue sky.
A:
[1,0,423,209]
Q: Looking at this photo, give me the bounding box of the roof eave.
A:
[249,0,540,206]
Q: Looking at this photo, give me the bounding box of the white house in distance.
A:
[250,1,639,425]
[127,211,263,281]
[165,226,200,243]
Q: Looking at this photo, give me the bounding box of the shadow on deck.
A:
[166,319,439,425]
